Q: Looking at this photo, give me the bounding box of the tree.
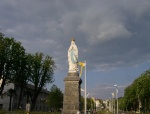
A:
[80,96,98,112]
[80,96,85,112]
[122,69,150,112]
[12,53,31,109]
[0,32,4,81]
[0,32,4,58]
[0,35,26,95]
[135,71,150,112]
[118,97,127,111]
[2,88,16,111]
[48,84,63,112]
[8,89,16,111]
[28,53,55,111]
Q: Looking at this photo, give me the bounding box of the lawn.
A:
[97,110,113,114]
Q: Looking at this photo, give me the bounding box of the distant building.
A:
[95,99,101,111]
[103,99,109,109]
[103,99,113,112]
[0,83,50,111]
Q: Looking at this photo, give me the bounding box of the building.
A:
[94,99,101,111]
[103,99,114,112]
[0,83,50,111]
[103,99,109,109]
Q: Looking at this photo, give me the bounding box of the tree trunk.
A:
[31,98,37,111]
[17,87,23,109]
[0,78,6,95]
[0,67,2,78]
[27,93,29,103]
[9,92,12,111]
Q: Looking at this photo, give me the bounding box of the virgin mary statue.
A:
[68,38,78,72]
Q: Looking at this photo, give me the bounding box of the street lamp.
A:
[111,92,115,114]
[114,84,118,114]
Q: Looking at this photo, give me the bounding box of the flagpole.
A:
[84,60,87,114]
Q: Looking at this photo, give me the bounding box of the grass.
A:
[97,110,113,114]
[0,110,61,114]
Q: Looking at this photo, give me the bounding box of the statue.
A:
[68,38,78,72]
[63,38,81,114]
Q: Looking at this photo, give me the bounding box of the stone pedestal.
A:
[63,72,82,114]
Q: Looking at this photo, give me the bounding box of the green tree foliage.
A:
[48,84,63,112]
[87,98,92,110]
[12,53,31,109]
[80,96,84,111]
[0,32,34,109]
[118,97,128,111]
[0,32,29,109]
[28,53,55,111]
[120,69,150,112]
[80,96,98,112]
[0,34,26,95]
[0,32,4,79]
[0,32,4,56]
[0,32,56,112]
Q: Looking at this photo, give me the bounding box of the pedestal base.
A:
[63,72,82,114]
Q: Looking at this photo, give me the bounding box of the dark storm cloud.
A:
[0,0,150,81]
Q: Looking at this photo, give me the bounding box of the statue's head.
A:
[71,38,75,45]
[71,38,75,42]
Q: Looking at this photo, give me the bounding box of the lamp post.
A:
[111,92,115,114]
[84,60,87,114]
[114,84,118,114]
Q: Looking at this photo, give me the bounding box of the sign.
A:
[26,103,30,112]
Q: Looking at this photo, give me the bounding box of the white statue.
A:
[68,38,78,72]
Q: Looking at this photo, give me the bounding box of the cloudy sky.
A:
[1,0,150,100]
